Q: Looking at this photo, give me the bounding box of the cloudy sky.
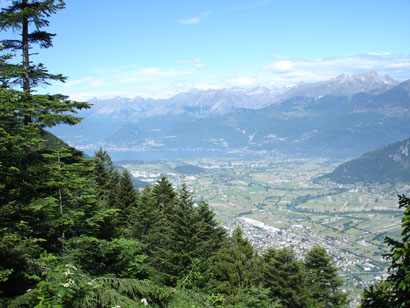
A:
[1,0,409,100]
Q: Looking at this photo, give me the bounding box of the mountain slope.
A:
[70,71,399,121]
[50,72,409,160]
[320,138,410,184]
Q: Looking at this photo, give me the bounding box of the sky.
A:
[1,0,410,100]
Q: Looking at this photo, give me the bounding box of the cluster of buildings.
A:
[227,217,389,308]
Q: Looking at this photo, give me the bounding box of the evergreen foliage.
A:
[0,0,66,90]
[0,2,354,307]
[304,246,348,307]
[205,227,278,307]
[262,247,310,308]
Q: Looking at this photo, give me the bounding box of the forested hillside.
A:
[320,137,410,184]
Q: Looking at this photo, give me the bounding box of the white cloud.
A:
[177,17,201,24]
[262,53,410,81]
[50,53,410,101]
[117,67,192,84]
[177,11,210,24]
[63,77,107,89]
[179,58,205,69]
[193,83,223,90]
[180,57,201,63]
[90,80,107,87]
[228,76,257,87]
[263,60,295,72]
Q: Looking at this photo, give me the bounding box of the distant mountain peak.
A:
[287,71,398,98]
[350,71,396,84]
[81,71,400,120]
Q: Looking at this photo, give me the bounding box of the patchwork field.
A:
[119,156,409,303]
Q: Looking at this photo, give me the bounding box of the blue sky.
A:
[1,0,410,100]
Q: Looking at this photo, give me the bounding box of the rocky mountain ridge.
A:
[50,72,409,160]
[84,71,398,119]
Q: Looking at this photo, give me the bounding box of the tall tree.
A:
[128,186,159,240]
[262,247,310,308]
[193,200,226,267]
[143,176,177,285]
[152,175,177,215]
[0,0,88,128]
[0,1,89,302]
[205,227,268,306]
[115,169,138,234]
[90,149,122,239]
[0,0,66,90]
[92,148,118,202]
[304,246,348,308]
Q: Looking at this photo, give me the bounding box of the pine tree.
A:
[0,2,89,302]
[128,186,158,240]
[93,148,118,203]
[205,227,265,305]
[0,0,66,89]
[304,246,348,307]
[143,176,177,285]
[262,247,310,308]
[0,1,88,125]
[169,183,198,279]
[40,148,99,249]
[194,200,226,261]
[116,169,138,232]
[0,89,91,300]
[91,149,122,239]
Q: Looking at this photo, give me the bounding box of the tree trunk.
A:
[22,0,32,124]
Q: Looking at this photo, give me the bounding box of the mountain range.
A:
[50,71,409,160]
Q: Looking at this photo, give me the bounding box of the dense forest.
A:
[0,1,409,307]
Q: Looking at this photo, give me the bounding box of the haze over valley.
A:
[52,71,410,160]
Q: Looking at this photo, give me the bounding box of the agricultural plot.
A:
[120,156,409,300]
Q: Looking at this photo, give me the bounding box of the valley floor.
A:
[120,156,409,306]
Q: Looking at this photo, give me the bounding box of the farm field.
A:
[119,156,409,301]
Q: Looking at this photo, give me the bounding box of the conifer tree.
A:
[194,200,226,259]
[205,227,267,306]
[0,0,87,125]
[93,148,119,203]
[152,175,177,212]
[0,2,90,302]
[143,176,177,285]
[305,246,348,307]
[170,183,198,276]
[262,247,310,308]
[115,169,138,232]
[0,0,66,89]
[128,186,159,240]
[0,89,89,299]
[91,149,122,239]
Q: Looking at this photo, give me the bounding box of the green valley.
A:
[120,156,408,303]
